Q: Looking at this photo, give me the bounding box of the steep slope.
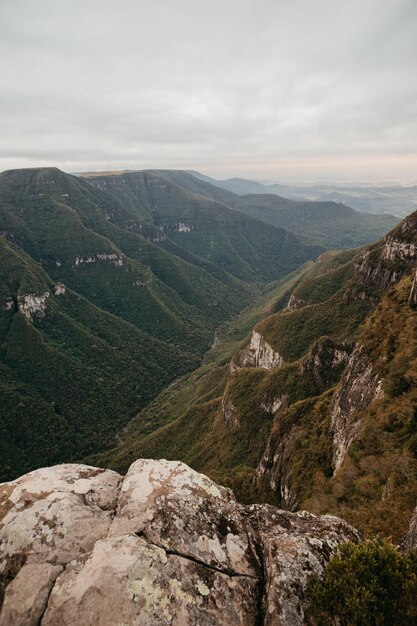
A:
[100,211,417,540]
[0,237,192,481]
[0,167,256,352]
[83,170,321,283]
[228,194,399,249]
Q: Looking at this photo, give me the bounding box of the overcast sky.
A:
[0,0,416,182]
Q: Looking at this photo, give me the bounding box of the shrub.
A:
[308,538,417,625]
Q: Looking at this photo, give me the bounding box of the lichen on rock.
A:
[0,458,361,626]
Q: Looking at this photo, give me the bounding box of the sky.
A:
[0,0,416,182]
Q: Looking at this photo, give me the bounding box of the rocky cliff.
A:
[0,459,359,626]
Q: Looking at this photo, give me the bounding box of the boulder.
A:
[0,459,360,625]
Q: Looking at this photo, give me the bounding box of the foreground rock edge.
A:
[0,458,360,626]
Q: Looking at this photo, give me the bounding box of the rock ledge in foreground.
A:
[0,458,359,626]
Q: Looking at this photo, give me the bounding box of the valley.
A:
[0,165,414,542]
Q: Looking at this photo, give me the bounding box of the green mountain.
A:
[82,169,320,282]
[227,193,399,249]
[0,167,254,352]
[0,166,400,488]
[0,236,192,481]
[86,170,398,252]
[0,166,322,480]
[98,211,417,541]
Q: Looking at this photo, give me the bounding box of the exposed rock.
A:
[17,292,50,321]
[255,337,351,506]
[0,459,360,626]
[0,563,62,626]
[222,394,241,432]
[300,336,350,378]
[256,428,299,511]
[74,253,125,267]
[404,503,417,549]
[109,459,256,577]
[42,535,258,626]
[0,464,122,574]
[286,293,305,312]
[247,506,360,626]
[408,269,417,308]
[381,237,417,262]
[260,394,288,415]
[53,282,66,296]
[232,330,284,371]
[349,220,417,301]
[329,344,383,472]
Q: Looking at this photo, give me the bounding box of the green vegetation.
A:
[85,170,321,282]
[227,193,399,249]
[98,226,417,540]
[308,539,417,626]
[0,237,193,481]
[0,167,323,480]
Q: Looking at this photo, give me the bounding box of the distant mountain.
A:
[194,172,417,218]
[83,170,320,282]
[99,209,417,540]
[227,193,399,248]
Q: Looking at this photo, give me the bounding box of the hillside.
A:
[82,170,320,282]
[98,211,417,540]
[0,167,322,481]
[228,193,398,249]
[83,169,399,254]
[0,237,193,481]
[194,172,417,218]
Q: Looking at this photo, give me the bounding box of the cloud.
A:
[0,0,416,180]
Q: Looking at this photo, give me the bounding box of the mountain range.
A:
[94,202,417,541]
[0,167,401,483]
[190,171,417,218]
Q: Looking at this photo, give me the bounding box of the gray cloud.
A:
[0,0,416,181]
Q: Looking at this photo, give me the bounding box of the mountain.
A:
[195,172,417,218]
[0,166,401,485]
[227,194,398,248]
[98,210,417,541]
[82,170,321,282]
[0,166,322,481]
[0,236,192,481]
[84,169,399,253]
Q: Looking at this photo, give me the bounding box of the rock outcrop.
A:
[286,293,305,312]
[408,268,417,308]
[231,330,284,371]
[329,344,383,472]
[255,337,351,507]
[405,503,417,549]
[0,459,359,626]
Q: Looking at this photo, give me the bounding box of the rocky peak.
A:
[0,459,359,626]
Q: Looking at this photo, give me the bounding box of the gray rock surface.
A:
[0,459,360,625]
[329,344,383,472]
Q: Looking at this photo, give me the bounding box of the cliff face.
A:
[0,459,359,626]
[329,344,383,472]
[231,330,285,371]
